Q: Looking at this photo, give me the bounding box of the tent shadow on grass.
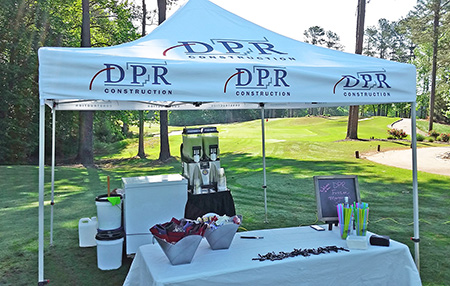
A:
[2,146,449,285]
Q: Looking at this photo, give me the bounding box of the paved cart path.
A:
[365,118,450,176]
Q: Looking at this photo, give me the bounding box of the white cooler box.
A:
[122,174,188,255]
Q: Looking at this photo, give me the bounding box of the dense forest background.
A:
[1,0,450,164]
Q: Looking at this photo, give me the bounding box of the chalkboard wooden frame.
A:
[314,175,361,223]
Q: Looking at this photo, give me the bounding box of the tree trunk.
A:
[157,0,171,161]
[77,0,94,166]
[136,0,147,158]
[429,0,440,132]
[158,110,171,161]
[142,0,146,35]
[78,111,94,166]
[122,122,128,137]
[346,0,366,140]
[346,106,359,139]
[226,110,234,122]
[158,0,166,23]
[137,110,146,158]
[269,109,275,118]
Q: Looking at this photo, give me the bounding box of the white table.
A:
[123,226,421,286]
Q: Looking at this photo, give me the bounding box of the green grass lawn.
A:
[1,116,449,285]
[416,119,450,134]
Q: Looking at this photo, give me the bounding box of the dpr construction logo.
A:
[333,70,392,97]
[163,37,296,62]
[224,65,291,97]
[89,62,173,96]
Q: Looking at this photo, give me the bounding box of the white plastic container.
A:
[96,230,124,270]
[217,168,227,191]
[346,235,369,250]
[78,217,98,247]
[95,194,122,230]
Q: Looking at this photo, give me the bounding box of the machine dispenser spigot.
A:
[209,145,218,161]
[192,146,201,163]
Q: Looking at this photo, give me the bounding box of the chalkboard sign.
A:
[314,175,361,223]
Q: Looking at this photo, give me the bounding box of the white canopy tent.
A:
[38,0,419,283]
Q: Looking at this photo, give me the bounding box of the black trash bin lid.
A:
[202,127,218,133]
[95,193,122,202]
[96,229,124,241]
[183,128,202,135]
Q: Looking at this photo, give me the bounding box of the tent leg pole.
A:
[410,102,420,270]
[260,105,268,223]
[50,109,56,246]
[38,103,46,283]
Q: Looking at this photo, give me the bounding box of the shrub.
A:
[416,134,425,142]
[387,128,407,139]
[440,133,450,142]
[429,130,440,139]
[428,138,435,142]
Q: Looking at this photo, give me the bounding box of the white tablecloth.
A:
[123,226,421,286]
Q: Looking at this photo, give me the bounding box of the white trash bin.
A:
[95,194,122,231]
[95,229,124,270]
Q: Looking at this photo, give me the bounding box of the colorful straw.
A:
[337,202,353,239]
[353,202,369,236]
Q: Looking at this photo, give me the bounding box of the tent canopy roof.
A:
[38,0,416,110]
